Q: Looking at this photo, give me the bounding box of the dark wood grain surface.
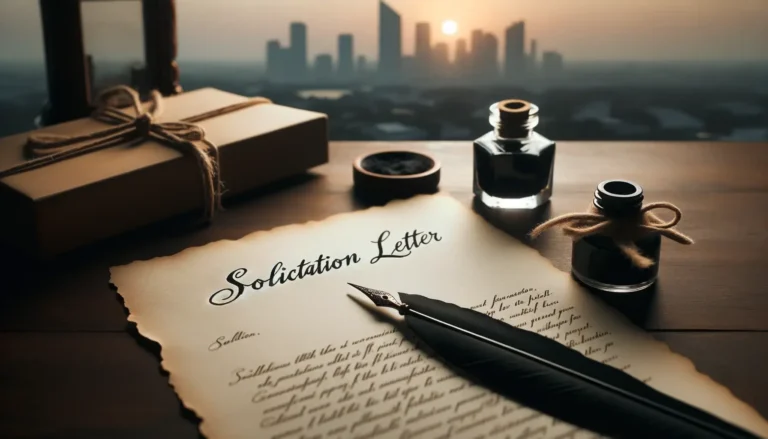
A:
[1,141,767,438]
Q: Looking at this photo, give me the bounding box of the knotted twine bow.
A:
[529,202,694,268]
[0,85,271,221]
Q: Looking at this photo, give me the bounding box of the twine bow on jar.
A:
[0,85,272,221]
[530,201,694,269]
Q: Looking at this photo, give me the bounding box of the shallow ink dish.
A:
[352,151,441,203]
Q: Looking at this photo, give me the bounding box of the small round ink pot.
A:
[353,151,441,204]
[571,180,661,293]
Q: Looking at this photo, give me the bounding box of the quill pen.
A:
[348,283,760,439]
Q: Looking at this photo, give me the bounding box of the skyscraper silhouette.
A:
[415,22,431,77]
[483,33,499,79]
[432,42,449,77]
[290,22,308,82]
[314,54,333,81]
[470,29,484,78]
[455,38,469,76]
[504,21,525,79]
[529,39,538,72]
[378,1,402,82]
[338,34,354,80]
[266,39,284,81]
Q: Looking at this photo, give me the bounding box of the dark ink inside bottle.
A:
[571,180,661,293]
[473,99,556,209]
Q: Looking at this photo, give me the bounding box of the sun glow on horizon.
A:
[441,20,458,36]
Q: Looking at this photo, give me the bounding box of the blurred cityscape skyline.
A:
[265,2,564,85]
[0,0,766,142]
[1,0,767,64]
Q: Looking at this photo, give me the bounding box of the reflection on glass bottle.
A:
[571,180,661,293]
[473,99,556,209]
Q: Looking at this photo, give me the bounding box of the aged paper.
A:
[111,194,768,439]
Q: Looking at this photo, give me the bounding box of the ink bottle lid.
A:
[593,180,644,217]
[489,99,540,140]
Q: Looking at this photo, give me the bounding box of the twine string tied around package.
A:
[0,85,272,221]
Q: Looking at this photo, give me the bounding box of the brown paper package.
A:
[0,88,328,259]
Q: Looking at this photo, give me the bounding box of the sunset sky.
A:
[1,0,767,64]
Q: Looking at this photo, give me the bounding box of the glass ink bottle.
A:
[571,180,661,293]
[473,99,556,209]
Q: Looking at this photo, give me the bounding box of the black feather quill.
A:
[348,283,761,439]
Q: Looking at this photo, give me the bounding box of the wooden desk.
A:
[1,142,767,438]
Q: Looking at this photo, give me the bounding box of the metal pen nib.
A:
[347,283,409,314]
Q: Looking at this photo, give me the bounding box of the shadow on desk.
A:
[575,276,658,328]
[113,291,205,436]
[471,197,552,246]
